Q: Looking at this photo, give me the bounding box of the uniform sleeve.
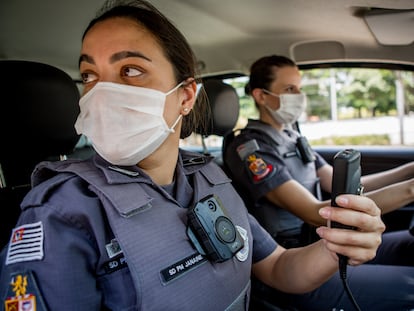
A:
[225,133,292,202]
[0,177,104,311]
[314,151,328,170]
[248,214,277,263]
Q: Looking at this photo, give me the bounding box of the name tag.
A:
[160,252,207,284]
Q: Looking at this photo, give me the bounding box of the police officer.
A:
[1,2,388,311]
[223,54,414,309]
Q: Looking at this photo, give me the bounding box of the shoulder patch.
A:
[246,154,274,182]
[6,222,44,265]
[4,270,48,311]
[236,139,259,160]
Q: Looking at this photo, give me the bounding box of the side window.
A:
[180,76,255,153]
[299,68,414,147]
[182,68,414,152]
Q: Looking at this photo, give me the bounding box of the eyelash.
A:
[121,66,143,77]
[286,86,300,93]
[81,72,96,84]
[80,66,144,84]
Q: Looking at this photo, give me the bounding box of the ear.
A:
[181,78,196,115]
[251,88,266,107]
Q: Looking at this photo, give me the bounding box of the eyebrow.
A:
[78,50,152,68]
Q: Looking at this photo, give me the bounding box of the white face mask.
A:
[74,82,183,166]
[263,89,307,124]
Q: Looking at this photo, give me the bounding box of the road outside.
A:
[300,115,414,146]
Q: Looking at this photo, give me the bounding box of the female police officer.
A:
[0,1,385,310]
[223,54,414,310]
[224,55,414,256]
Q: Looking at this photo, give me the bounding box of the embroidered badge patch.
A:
[6,222,44,265]
[236,139,259,160]
[4,271,48,311]
[246,154,273,182]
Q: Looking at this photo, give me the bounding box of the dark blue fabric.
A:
[252,263,414,310]
[0,150,276,311]
[224,120,414,310]
[368,230,414,266]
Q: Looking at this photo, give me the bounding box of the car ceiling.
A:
[1,0,413,79]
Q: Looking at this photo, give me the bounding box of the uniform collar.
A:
[92,150,213,184]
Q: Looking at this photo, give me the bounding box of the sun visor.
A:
[363,9,414,45]
[290,41,346,63]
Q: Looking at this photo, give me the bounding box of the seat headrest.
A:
[0,60,81,187]
[200,79,240,137]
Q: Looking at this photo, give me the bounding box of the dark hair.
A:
[245,55,296,96]
[82,0,208,138]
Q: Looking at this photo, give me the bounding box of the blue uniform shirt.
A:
[224,119,327,239]
[0,149,277,311]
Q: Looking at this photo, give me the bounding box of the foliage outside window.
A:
[182,68,414,149]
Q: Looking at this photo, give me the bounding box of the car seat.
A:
[0,60,81,248]
[201,79,293,311]
[196,79,240,169]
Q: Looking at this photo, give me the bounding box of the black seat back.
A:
[196,79,240,168]
[0,60,81,247]
[202,79,240,137]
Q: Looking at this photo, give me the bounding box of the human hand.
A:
[316,194,385,266]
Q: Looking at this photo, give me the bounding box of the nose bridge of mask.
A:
[77,81,185,134]
[81,81,184,103]
[82,82,170,114]
[263,89,306,106]
[76,82,167,135]
[280,93,307,109]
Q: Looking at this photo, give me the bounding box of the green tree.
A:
[337,68,394,117]
[301,69,332,120]
[400,70,414,113]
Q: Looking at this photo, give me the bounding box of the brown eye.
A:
[122,67,142,77]
[80,72,97,84]
[286,86,295,93]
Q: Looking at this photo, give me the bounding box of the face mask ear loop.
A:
[165,81,185,96]
[262,88,280,98]
[263,89,281,114]
[165,81,185,133]
[168,114,183,133]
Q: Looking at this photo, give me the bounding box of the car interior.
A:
[0,60,82,247]
[0,1,413,310]
[196,79,241,164]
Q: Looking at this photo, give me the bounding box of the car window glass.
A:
[181,67,414,151]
